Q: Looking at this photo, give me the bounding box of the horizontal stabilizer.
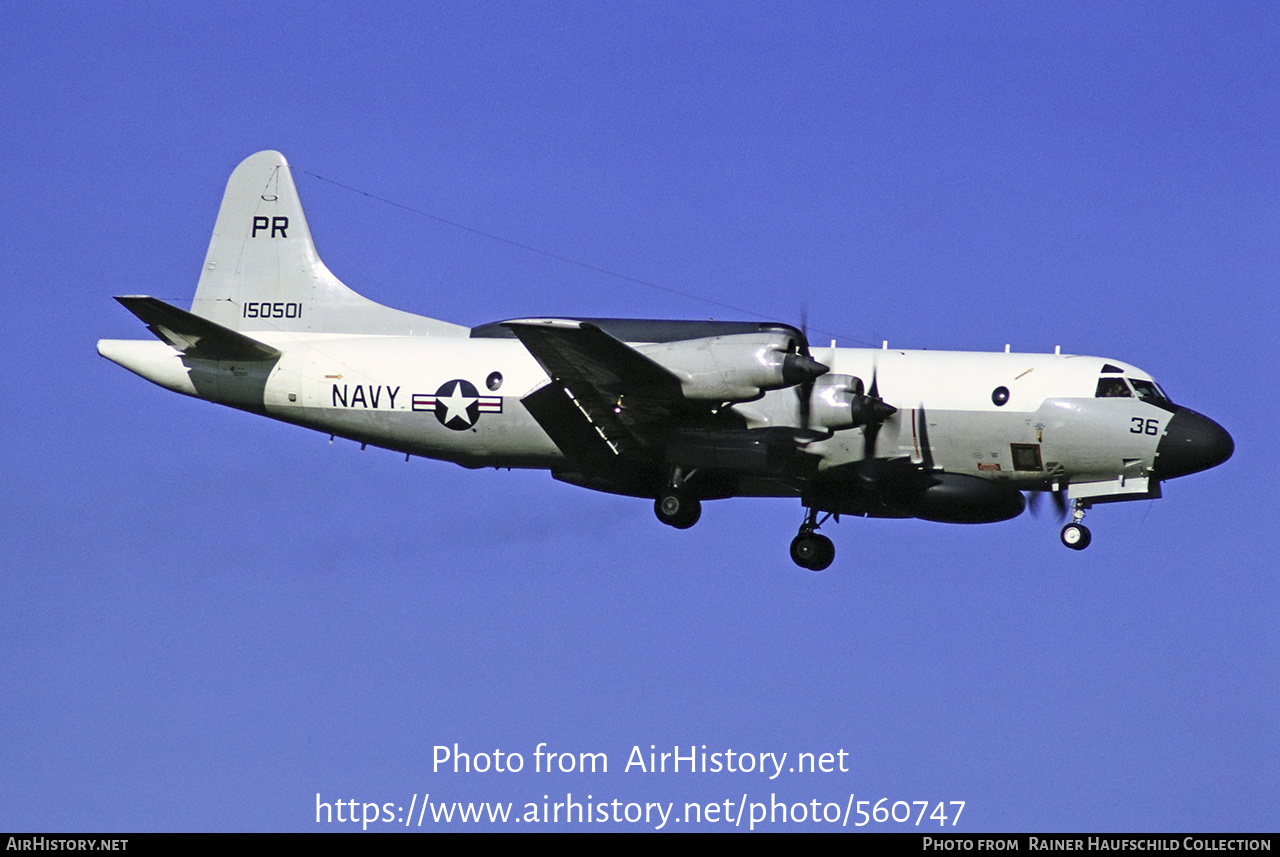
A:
[115,296,281,361]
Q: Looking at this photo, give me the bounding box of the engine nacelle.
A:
[639,332,827,402]
[807,374,865,430]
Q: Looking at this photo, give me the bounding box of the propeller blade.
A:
[798,304,809,356]
[862,367,879,458]
[867,365,897,419]
[1052,486,1068,519]
[915,405,934,471]
[854,363,902,488]
[1027,487,1069,520]
[797,379,812,429]
[790,305,829,430]
[856,365,897,452]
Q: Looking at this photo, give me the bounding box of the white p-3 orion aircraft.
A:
[99,151,1233,570]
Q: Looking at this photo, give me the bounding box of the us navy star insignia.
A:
[411,379,502,430]
[439,380,478,427]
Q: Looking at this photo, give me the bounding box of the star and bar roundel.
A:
[411,380,503,430]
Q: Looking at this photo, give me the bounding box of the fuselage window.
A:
[1095,377,1132,398]
[1130,379,1173,408]
[1010,443,1043,471]
[1131,381,1177,414]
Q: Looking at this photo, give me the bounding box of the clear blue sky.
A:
[2,2,1275,832]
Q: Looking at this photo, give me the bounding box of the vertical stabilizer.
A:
[190,151,467,337]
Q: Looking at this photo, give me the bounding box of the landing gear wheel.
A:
[1060,523,1092,551]
[790,532,835,571]
[655,490,701,529]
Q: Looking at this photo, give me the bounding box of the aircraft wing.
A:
[503,320,694,467]
[115,296,281,362]
[503,320,681,399]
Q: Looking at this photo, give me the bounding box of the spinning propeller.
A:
[1027,486,1069,519]
[853,365,898,488]
[790,308,830,430]
[785,316,899,470]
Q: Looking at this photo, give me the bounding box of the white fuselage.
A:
[97,151,1234,564]
[99,332,1170,502]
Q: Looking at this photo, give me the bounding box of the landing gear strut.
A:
[654,467,701,529]
[791,507,835,571]
[1060,499,1092,550]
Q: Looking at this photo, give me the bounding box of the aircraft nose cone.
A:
[1153,407,1233,479]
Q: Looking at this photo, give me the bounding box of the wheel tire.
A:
[813,534,836,571]
[790,533,834,571]
[655,491,701,529]
[1060,523,1092,551]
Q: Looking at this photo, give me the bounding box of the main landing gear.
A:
[654,467,701,529]
[654,489,701,529]
[1059,499,1092,551]
[791,508,835,571]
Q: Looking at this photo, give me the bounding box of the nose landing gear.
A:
[1060,499,1092,550]
[791,508,835,571]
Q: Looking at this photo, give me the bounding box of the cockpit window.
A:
[1101,364,1124,374]
[1095,377,1132,398]
[1130,379,1172,407]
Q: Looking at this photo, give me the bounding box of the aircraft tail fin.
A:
[190,151,466,337]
